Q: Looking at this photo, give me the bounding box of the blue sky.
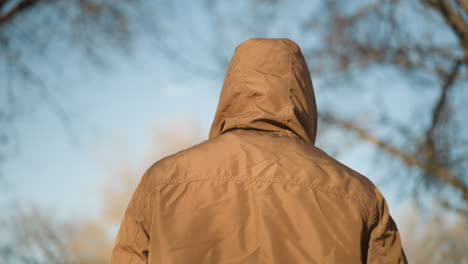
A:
[2,49,222,219]
[2,47,413,222]
[2,0,464,231]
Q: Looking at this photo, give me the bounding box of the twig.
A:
[320,113,468,200]
[0,0,42,26]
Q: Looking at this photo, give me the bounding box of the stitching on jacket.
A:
[148,175,371,207]
[146,149,375,210]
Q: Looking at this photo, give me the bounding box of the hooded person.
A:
[109,38,408,264]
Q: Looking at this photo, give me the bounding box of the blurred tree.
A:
[0,202,113,264]
[1,0,467,214]
[0,204,75,263]
[2,0,466,262]
[0,0,166,174]
[0,119,203,263]
[401,204,468,263]
[298,0,468,212]
[0,0,224,176]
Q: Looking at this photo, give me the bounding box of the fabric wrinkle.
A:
[109,38,408,264]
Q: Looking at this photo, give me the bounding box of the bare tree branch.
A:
[456,0,468,13]
[0,0,8,11]
[436,199,468,216]
[0,0,44,26]
[423,0,468,66]
[321,113,468,200]
[423,59,463,160]
[428,59,462,136]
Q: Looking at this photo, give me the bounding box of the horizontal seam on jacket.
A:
[147,176,370,206]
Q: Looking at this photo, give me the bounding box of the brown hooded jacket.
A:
[109,38,408,264]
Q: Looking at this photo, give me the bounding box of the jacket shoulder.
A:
[306,146,379,205]
[141,132,379,208]
[140,136,222,188]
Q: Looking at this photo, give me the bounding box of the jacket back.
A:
[109,38,407,264]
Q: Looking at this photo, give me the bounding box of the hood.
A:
[209,38,317,144]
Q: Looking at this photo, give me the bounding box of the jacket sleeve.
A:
[366,188,408,264]
[109,170,153,264]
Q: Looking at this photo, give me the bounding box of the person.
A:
[109,38,408,264]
